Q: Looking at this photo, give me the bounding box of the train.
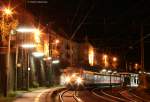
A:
[61,70,121,89]
[82,71,121,87]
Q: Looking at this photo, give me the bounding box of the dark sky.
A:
[25,0,150,70]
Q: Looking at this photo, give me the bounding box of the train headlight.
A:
[76,77,83,85]
[65,76,71,84]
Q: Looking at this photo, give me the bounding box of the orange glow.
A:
[103,54,108,67]
[134,63,139,70]
[55,39,60,44]
[113,57,117,62]
[88,47,94,66]
[34,29,41,43]
[3,7,13,16]
[44,42,49,56]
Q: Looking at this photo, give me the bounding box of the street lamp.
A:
[113,57,117,62]
[21,44,35,48]
[32,52,44,57]
[3,7,13,16]
[1,6,14,96]
[88,47,94,66]
[112,57,117,68]
[134,63,139,73]
[52,59,60,64]
[54,39,60,44]
[16,27,36,33]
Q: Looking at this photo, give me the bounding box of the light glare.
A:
[32,52,44,57]
[3,7,13,15]
[65,76,71,84]
[102,69,107,72]
[17,27,36,33]
[21,44,35,48]
[52,60,60,64]
[76,77,83,85]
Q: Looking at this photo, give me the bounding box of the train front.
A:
[64,73,84,90]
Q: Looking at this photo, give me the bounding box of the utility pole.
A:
[140,24,147,89]
[15,32,18,91]
[140,24,144,71]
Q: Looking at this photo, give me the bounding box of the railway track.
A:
[92,88,118,102]
[120,90,149,102]
[100,88,149,102]
[101,89,128,102]
[59,90,82,102]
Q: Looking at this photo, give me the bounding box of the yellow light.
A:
[103,54,108,59]
[52,60,60,64]
[76,77,83,85]
[3,7,13,15]
[113,57,117,62]
[55,39,59,44]
[103,54,108,67]
[101,69,107,72]
[16,27,36,33]
[88,47,94,66]
[21,44,35,48]
[65,76,71,84]
[32,52,44,57]
[34,29,41,35]
[134,63,139,70]
[34,29,41,43]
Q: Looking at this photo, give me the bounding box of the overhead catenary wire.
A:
[70,1,95,40]
[70,0,82,33]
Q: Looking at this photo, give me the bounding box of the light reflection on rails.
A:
[101,89,128,102]
[120,90,149,102]
[92,88,118,102]
[59,90,82,102]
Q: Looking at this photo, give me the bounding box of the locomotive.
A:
[63,70,121,89]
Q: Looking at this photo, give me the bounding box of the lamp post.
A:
[1,6,13,96]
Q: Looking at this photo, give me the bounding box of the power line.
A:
[70,2,95,40]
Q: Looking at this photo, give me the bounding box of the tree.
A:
[0,17,18,46]
[0,15,18,96]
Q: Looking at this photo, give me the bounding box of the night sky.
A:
[9,0,150,71]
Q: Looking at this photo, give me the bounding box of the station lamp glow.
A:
[101,69,107,72]
[139,71,142,74]
[88,47,94,66]
[55,39,60,44]
[107,70,112,73]
[52,59,60,64]
[43,57,52,61]
[16,27,36,33]
[3,7,13,16]
[113,57,117,62]
[21,44,35,48]
[34,29,41,43]
[113,71,117,74]
[47,57,52,60]
[32,52,44,57]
